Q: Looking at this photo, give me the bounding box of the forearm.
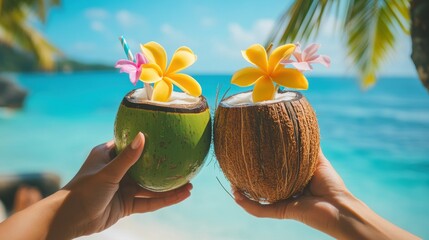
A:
[333,193,420,240]
[0,190,69,240]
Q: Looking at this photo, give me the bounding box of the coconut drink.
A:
[214,43,330,203]
[114,40,211,192]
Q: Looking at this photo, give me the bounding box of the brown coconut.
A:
[214,90,319,203]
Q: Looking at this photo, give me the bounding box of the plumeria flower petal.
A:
[271,68,309,89]
[166,73,201,97]
[139,63,163,83]
[140,42,168,71]
[290,62,313,71]
[115,60,139,85]
[166,46,197,74]
[115,53,148,85]
[231,67,264,87]
[301,43,320,61]
[282,43,330,71]
[241,44,268,72]
[253,76,275,102]
[135,52,148,66]
[292,43,303,61]
[138,42,201,102]
[152,79,173,102]
[115,60,136,73]
[268,44,295,73]
[232,43,308,103]
[309,55,331,68]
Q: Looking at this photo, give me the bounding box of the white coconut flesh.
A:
[222,91,298,107]
[129,88,201,108]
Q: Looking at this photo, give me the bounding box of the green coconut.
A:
[114,89,211,192]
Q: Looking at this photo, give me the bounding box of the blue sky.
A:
[35,0,416,76]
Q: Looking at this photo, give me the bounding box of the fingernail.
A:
[131,132,142,150]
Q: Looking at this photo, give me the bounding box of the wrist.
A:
[334,192,420,240]
[46,189,79,240]
[334,192,378,239]
[0,189,70,240]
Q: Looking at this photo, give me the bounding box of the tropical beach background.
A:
[1,0,428,239]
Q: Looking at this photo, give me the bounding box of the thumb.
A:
[102,132,145,183]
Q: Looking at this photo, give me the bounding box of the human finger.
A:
[317,148,333,168]
[84,140,116,164]
[134,183,193,198]
[315,148,347,188]
[102,132,145,183]
[232,188,302,220]
[132,189,191,213]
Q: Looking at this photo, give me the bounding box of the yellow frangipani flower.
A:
[231,44,308,102]
[139,42,201,102]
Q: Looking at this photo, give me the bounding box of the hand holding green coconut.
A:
[115,41,211,192]
[0,133,193,239]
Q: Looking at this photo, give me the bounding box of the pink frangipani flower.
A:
[115,53,148,85]
[281,43,330,71]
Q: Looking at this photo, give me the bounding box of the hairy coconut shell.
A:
[214,91,319,203]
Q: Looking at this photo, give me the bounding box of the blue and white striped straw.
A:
[119,36,152,99]
[119,36,134,62]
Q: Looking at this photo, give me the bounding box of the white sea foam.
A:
[222,91,297,106]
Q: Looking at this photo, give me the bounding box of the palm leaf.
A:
[344,0,409,88]
[267,0,410,89]
[0,0,61,70]
[0,0,61,22]
[266,0,341,47]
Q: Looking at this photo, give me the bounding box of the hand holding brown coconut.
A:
[217,44,420,239]
[214,43,330,203]
[232,150,420,240]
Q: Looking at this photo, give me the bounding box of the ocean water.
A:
[1,71,428,239]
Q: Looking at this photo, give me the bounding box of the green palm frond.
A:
[267,0,410,89]
[344,0,409,87]
[266,0,341,48]
[0,0,61,22]
[0,0,61,70]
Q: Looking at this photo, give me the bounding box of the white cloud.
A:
[212,41,241,60]
[201,17,216,27]
[212,19,275,65]
[84,8,110,34]
[116,10,144,28]
[85,8,109,19]
[254,19,275,41]
[228,23,254,44]
[161,23,186,41]
[161,24,175,35]
[72,42,96,51]
[90,21,105,32]
[203,19,277,73]
[228,19,274,47]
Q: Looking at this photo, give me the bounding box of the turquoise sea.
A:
[1,72,428,239]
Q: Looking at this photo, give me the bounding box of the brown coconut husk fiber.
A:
[214,91,319,203]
